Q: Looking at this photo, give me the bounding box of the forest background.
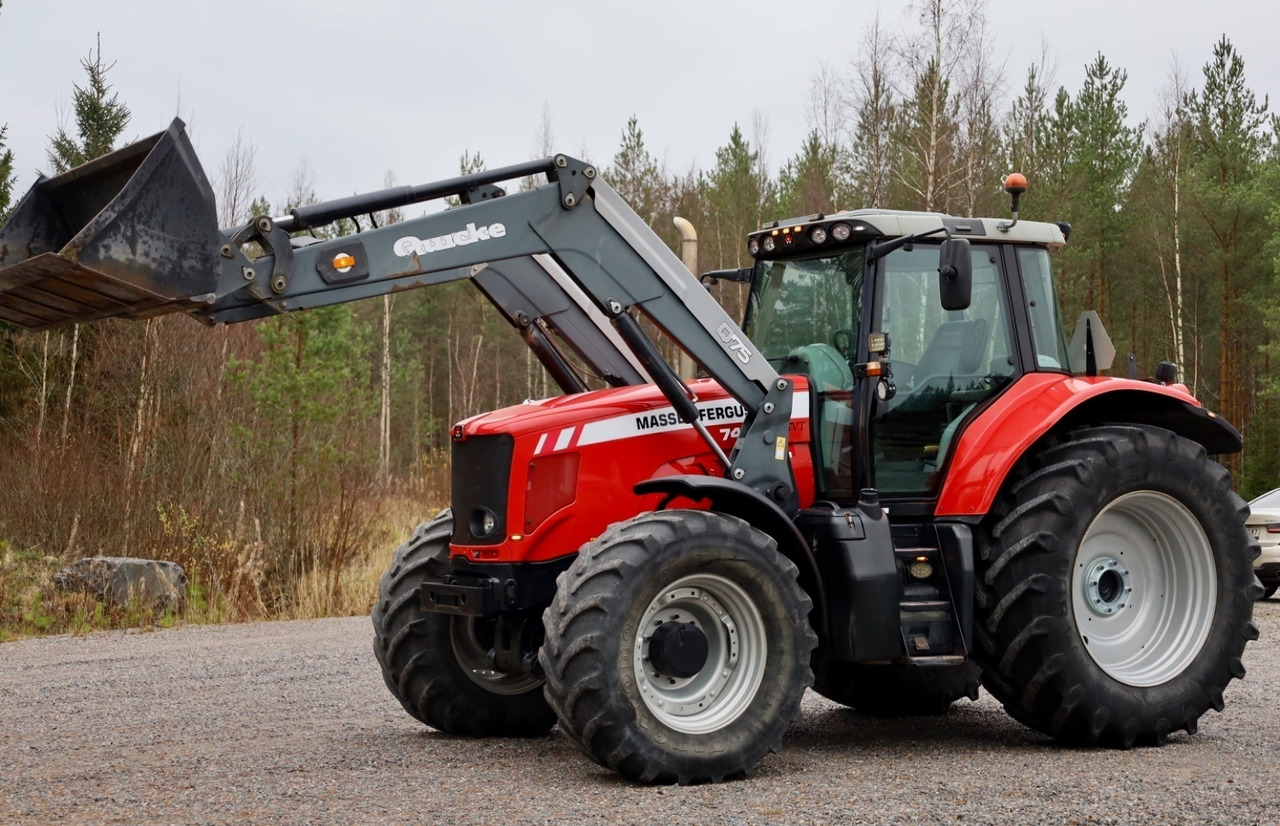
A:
[2,0,1278,636]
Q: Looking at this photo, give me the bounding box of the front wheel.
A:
[372,511,556,737]
[974,425,1259,747]
[540,510,816,784]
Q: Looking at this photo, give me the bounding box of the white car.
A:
[1247,487,1280,600]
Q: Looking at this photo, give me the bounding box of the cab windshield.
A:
[742,249,864,367]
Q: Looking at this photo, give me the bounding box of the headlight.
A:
[809,226,828,244]
[831,223,851,242]
[470,507,499,539]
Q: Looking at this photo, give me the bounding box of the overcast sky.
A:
[3,0,1278,218]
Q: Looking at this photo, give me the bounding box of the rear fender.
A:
[634,475,828,640]
[935,375,1241,518]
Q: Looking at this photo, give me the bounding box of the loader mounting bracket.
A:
[549,155,596,209]
[229,216,295,297]
[461,184,506,205]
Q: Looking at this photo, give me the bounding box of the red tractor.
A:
[0,121,1260,784]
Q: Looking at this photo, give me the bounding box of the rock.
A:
[54,557,187,612]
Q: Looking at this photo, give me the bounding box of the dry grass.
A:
[0,485,444,643]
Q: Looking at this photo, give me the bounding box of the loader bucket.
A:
[0,118,219,329]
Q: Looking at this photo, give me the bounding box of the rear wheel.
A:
[540,510,816,784]
[974,425,1259,747]
[1262,584,1278,600]
[372,511,556,737]
[812,658,979,716]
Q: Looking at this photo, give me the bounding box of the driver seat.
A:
[915,318,990,379]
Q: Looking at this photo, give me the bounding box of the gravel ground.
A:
[1,601,1277,825]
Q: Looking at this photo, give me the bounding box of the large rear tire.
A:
[812,657,979,716]
[540,510,816,784]
[973,425,1259,747]
[372,511,556,737]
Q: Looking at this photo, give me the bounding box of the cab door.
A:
[867,243,1019,498]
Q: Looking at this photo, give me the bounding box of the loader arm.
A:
[0,119,798,509]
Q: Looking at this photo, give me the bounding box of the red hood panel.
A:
[460,377,812,441]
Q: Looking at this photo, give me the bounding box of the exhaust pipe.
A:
[0,118,220,329]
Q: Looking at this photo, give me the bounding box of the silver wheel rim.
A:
[1071,491,1217,687]
[633,573,767,734]
[450,617,542,695]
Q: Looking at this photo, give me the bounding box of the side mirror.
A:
[938,237,972,311]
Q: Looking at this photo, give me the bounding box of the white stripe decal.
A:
[554,427,576,451]
[577,391,811,448]
[534,433,548,454]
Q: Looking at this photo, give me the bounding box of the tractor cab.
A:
[741,209,1070,506]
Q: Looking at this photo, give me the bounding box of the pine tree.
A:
[41,35,134,451]
[777,130,845,217]
[228,302,376,558]
[703,124,771,269]
[46,35,131,173]
[1041,87,1078,199]
[1003,64,1052,191]
[606,116,667,226]
[701,125,774,323]
[1061,54,1144,319]
[0,124,15,222]
[1184,36,1272,478]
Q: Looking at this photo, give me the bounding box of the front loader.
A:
[0,119,1260,784]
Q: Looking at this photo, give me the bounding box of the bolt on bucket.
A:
[0,118,220,329]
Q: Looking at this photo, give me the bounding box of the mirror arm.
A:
[699,267,752,286]
[867,225,948,261]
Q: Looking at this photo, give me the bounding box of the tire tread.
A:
[972,424,1257,747]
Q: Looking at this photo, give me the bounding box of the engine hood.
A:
[460,379,742,440]
[456,377,765,441]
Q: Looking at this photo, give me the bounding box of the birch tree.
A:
[1146,64,1194,387]
[374,172,404,484]
[847,14,896,208]
[215,129,261,227]
[891,0,988,211]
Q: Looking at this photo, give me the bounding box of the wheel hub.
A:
[1081,556,1132,616]
[648,620,710,678]
[633,574,768,734]
[1071,490,1217,687]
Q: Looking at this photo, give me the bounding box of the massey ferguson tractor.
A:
[0,120,1261,783]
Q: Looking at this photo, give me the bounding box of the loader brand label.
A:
[393,222,507,257]
[716,323,753,364]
